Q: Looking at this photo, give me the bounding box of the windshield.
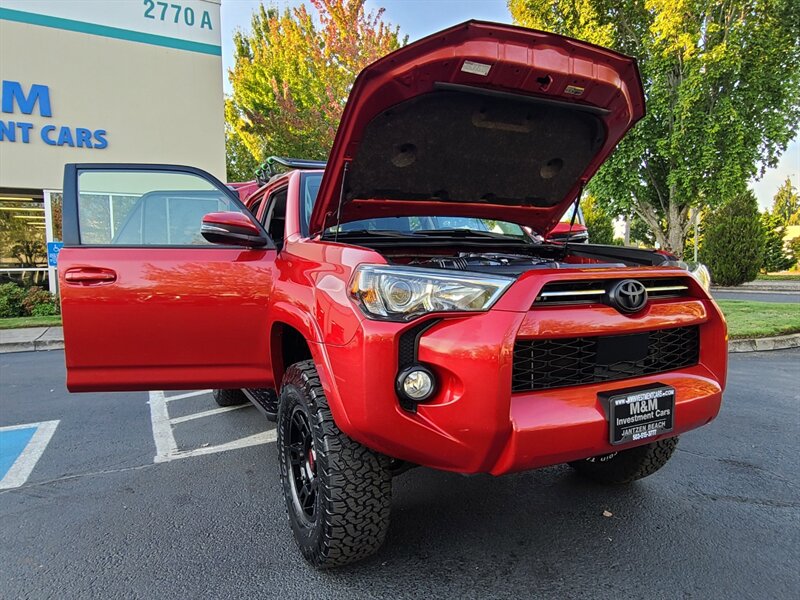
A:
[300,172,527,238]
[559,202,585,225]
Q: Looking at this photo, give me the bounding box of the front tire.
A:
[569,437,679,484]
[212,388,247,407]
[278,360,392,568]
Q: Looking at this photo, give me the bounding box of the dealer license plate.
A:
[601,384,675,445]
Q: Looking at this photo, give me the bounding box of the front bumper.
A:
[318,270,727,475]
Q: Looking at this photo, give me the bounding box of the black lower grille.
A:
[512,326,699,392]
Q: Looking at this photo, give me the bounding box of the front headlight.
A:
[350,265,513,321]
[664,260,712,292]
[689,263,711,292]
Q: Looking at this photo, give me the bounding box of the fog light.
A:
[396,366,436,403]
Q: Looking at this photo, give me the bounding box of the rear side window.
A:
[300,173,323,235]
[77,171,246,245]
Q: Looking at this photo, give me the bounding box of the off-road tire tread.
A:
[569,437,679,484]
[212,388,248,407]
[278,360,391,568]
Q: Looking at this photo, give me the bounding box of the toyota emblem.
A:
[609,279,648,313]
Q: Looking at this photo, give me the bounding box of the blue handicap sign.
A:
[47,242,63,268]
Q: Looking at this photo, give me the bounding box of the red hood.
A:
[308,21,644,236]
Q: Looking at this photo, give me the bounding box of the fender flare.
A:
[268,301,324,345]
[268,303,354,432]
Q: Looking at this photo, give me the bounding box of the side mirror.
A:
[201,212,268,248]
[547,224,589,244]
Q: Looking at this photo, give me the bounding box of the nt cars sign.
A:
[0,80,108,149]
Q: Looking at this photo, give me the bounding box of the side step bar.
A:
[243,388,278,422]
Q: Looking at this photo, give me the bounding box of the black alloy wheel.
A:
[285,405,318,524]
[277,360,392,568]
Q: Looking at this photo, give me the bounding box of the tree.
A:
[628,213,656,247]
[582,195,615,244]
[771,177,800,226]
[225,126,260,182]
[508,0,800,258]
[787,236,800,270]
[699,190,764,285]
[226,1,405,172]
[761,212,795,272]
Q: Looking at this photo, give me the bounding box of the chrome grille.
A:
[533,278,690,307]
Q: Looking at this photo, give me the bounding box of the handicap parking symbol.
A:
[0,421,59,489]
[47,242,63,268]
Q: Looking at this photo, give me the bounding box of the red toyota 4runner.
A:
[58,22,726,568]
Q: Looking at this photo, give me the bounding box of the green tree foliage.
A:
[0,283,58,318]
[628,213,656,247]
[0,283,26,318]
[761,212,795,272]
[508,0,800,257]
[225,126,260,182]
[582,195,616,244]
[787,236,800,270]
[226,1,404,172]
[771,177,800,226]
[699,190,764,285]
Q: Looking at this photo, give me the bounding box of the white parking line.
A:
[163,390,212,403]
[0,420,59,489]
[148,391,178,460]
[169,404,250,425]
[168,430,276,462]
[147,391,275,463]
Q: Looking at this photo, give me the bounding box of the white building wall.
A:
[0,0,225,190]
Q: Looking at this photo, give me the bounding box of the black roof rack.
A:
[255,156,327,184]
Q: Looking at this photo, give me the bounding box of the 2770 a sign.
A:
[143,1,213,30]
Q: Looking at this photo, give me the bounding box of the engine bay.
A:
[408,252,626,276]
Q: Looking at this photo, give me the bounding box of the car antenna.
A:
[333,162,350,243]
[563,179,586,259]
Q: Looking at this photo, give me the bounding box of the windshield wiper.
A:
[413,229,524,240]
[323,229,416,238]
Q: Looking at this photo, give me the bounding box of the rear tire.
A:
[569,437,679,484]
[278,360,392,568]
[212,388,247,407]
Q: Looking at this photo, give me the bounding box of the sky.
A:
[219,0,799,210]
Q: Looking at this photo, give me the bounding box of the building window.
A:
[0,192,48,286]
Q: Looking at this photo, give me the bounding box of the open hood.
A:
[308,21,644,237]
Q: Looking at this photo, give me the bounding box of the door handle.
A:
[64,267,117,285]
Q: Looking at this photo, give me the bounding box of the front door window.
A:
[76,170,247,246]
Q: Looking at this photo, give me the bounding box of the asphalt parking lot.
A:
[1,349,798,599]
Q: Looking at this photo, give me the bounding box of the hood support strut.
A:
[563,179,586,258]
[333,161,350,243]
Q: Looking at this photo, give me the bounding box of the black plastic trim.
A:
[243,388,279,420]
[567,244,672,266]
[512,325,699,392]
[396,318,441,412]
